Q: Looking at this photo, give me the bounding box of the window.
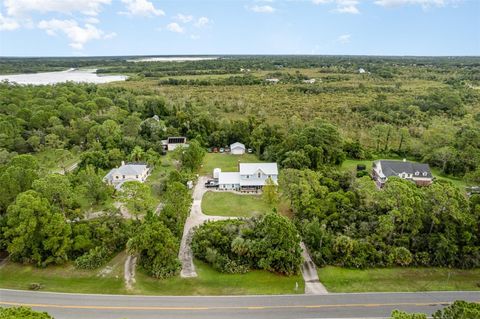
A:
[257,172,261,178]
[115,175,119,179]
[415,171,419,176]
[246,175,249,179]
[423,172,428,176]
[123,175,125,179]
[136,175,138,178]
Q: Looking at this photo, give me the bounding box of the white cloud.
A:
[4,0,111,17]
[174,14,193,23]
[374,0,455,8]
[120,0,165,17]
[166,22,184,33]
[85,17,100,24]
[0,13,20,31]
[38,19,113,49]
[313,0,360,14]
[194,17,211,28]
[248,5,276,13]
[337,34,351,44]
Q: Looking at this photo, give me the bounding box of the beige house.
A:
[103,161,150,190]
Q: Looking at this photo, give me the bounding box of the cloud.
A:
[312,0,360,14]
[166,22,184,33]
[120,0,165,17]
[337,34,351,44]
[174,14,193,23]
[194,17,211,28]
[0,13,20,31]
[374,0,455,8]
[4,0,111,17]
[38,19,113,49]
[85,17,100,24]
[248,5,276,13]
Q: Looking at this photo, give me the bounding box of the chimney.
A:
[121,161,125,166]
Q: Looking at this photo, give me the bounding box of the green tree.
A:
[118,181,155,219]
[0,306,54,319]
[0,154,39,213]
[180,139,205,171]
[74,165,111,207]
[3,190,72,266]
[262,177,278,205]
[127,218,180,278]
[32,174,76,215]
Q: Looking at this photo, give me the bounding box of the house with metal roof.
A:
[372,159,433,188]
[103,161,151,190]
[216,163,278,191]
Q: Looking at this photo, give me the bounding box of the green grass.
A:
[339,158,467,190]
[0,252,126,294]
[199,153,263,175]
[317,266,480,293]
[201,191,274,217]
[145,153,178,202]
[33,149,79,174]
[135,259,304,295]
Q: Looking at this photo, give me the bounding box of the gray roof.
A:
[104,163,148,181]
[376,160,433,179]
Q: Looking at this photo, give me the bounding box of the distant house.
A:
[230,142,246,155]
[265,78,279,84]
[216,163,279,191]
[103,161,150,190]
[162,136,187,151]
[372,159,433,188]
[358,68,366,74]
[302,79,316,84]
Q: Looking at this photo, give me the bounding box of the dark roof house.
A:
[372,159,433,187]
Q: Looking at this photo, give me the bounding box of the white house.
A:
[216,162,278,191]
[162,136,187,151]
[302,79,316,84]
[103,161,150,190]
[230,142,246,155]
[265,78,279,84]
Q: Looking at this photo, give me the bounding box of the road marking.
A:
[1,301,476,311]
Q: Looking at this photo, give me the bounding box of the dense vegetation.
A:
[281,169,480,269]
[191,212,302,275]
[0,55,479,284]
[390,301,480,319]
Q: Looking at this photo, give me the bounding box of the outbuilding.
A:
[230,142,246,155]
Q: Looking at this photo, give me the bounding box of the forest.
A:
[0,55,479,282]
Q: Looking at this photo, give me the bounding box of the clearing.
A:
[317,266,480,292]
[201,191,273,217]
[199,153,263,176]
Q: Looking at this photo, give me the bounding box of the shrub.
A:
[0,306,53,319]
[74,246,111,269]
[393,247,413,267]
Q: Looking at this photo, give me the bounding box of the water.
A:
[0,69,127,85]
[127,57,218,62]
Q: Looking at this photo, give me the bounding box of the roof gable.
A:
[239,163,278,175]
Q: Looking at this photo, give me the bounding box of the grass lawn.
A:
[199,153,263,176]
[0,252,127,294]
[201,191,274,217]
[135,259,304,295]
[317,266,480,293]
[33,149,79,174]
[145,153,178,202]
[339,158,468,190]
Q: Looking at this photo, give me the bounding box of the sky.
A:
[0,0,479,57]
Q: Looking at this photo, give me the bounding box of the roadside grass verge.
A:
[317,266,480,292]
[0,252,127,294]
[135,259,304,295]
[201,191,274,217]
[199,153,262,176]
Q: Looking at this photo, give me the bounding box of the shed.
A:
[230,142,246,155]
[213,168,221,180]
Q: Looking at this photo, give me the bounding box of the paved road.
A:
[1,289,478,319]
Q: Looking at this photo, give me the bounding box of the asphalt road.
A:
[1,289,479,319]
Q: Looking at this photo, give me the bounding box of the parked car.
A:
[225,147,231,153]
[204,180,218,188]
[207,147,213,153]
[219,148,224,153]
[247,148,253,153]
[213,147,218,153]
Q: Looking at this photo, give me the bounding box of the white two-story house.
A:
[216,163,278,191]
